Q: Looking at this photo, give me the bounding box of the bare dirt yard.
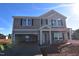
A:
[48,40,79,56]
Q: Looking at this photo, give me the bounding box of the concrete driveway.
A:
[68,40,79,46]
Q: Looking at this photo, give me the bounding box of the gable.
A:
[47,12,67,20]
[39,10,56,17]
[39,10,67,20]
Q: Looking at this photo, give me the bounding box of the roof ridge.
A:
[39,9,66,18]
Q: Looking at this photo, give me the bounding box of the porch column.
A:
[69,29,72,40]
[40,30,42,45]
[12,33,16,45]
[64,32,68,40]
[49,31,52,44]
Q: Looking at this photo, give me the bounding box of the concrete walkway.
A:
[5,43,41,56]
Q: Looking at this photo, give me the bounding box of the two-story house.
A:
[12,10,68,47]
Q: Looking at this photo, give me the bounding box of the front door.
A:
[42,31,50,45]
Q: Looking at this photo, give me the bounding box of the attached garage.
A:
[15,34,38,47]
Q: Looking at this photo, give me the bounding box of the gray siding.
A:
[47,13,67,27]
[13,18,21,29]
[33,19,40,27]
[12,10,67,40]
[13,17,41,29]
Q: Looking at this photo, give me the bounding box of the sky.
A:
[0,3,79,35]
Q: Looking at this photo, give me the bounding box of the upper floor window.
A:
[28,18,32,26]
[51,18,64,27]
[22,19,26,26]
[21,18,32,26]
[51,20,57,27]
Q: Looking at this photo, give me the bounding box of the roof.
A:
[12,16,39,18]
[39,10,67,18]
[13,9,67,19]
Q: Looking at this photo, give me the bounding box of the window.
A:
[28,18,32,26]
[58,32,63,40]
[26,18,28,26]
[22,19,26,26]
[25,35,30,39]
[25,35,30,42]
[51,18,64,27]
[53,32,63,40]
[58,20,64,27]
[51,20,57,27]
[58,20,62,26]
[21,18,32,26]
[54,32,59,40]
[61,20,64,26]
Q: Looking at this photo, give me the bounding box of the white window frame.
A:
[26,18,28,26]
[51,20,57,27]
[22,18,32,26]
[28,18,32,26]
[22,19,26,26]
[54,32,63,40]
[51,18,63,27]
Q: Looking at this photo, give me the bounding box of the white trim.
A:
[69,29,72,40]
[50,31,52,44]
[26,18,28,26]
[40,30,42,45]
[40,25,51,30]
[41,29,51,31]
[42,32,45,44]
[40,25,52,45]
[48,19,51,26]
[13,29,39,31]
[12,34,16,45]
[14,32,38,34]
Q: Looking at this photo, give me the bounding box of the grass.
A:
[0,38,13,52]
[0,44,5,51]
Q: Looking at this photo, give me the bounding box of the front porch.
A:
[39,25,67,46]
[40,31,65,45]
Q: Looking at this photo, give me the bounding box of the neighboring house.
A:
[67,28,73,40]
[0,36,10,44]
[0,34,6,39]
[12,10,69,47]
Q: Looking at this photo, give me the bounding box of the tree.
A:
[0,33,6,39]
[8,34,12,39]
[72,29,79,40]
